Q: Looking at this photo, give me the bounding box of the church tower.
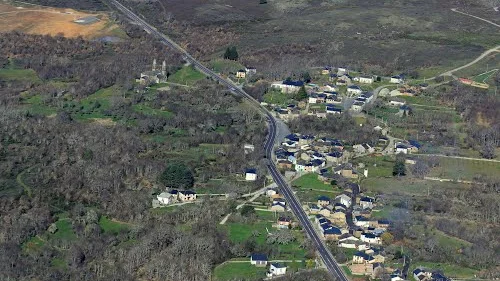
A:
[152,59,157,71]
[162,60,166,76]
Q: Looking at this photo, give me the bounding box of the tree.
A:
[223,46,239,61]
[381,232,394,245]
[240,205,256,217]
[294,85,308,101]
[393,159,406,176]
[301,72,311,83]
[159,163,194,189]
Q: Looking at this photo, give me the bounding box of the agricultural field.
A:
[167,65,206,85]
[425,157,500,181]
[212,262,268,281]
[361,177,470,196]
[292,173,336,191]
[0,2,125,39]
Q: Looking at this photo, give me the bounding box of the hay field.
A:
[0,3,123,39]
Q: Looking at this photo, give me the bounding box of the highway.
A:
[109,1,348,280]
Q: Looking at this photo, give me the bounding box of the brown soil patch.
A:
[91,118,116,126]
[0,3,122,39]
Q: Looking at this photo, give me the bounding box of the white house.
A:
[271,80,304,93]
[245,169,257,181]
[351,101,365,112]
[347,85,363,95]
[245,67,257,75]
[308,95,318,104]
[157,192,173,205]
[338,235,361,249]
[360,197,375,209]
[335,194,352,208]
[359,76,374,84]
[390,75,404,84]
[360,233,381,245]
[389,99,406,106]
[250,254,268,266]
[267,263,287,277]
[338,67,348,74]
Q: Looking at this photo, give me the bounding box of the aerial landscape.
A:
[0,0,498,280]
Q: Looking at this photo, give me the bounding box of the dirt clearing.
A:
[0,3,124,39]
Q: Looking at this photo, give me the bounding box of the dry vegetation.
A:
[0,3,122,39]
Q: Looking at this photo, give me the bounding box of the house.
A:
[309,204,321,213]
[338,67,348,74]
[354,216,371,228]
[295,160,307,172]
[360,196,375,209]
[338,235,361,248]
[351,101,365,112]
[245,67,257,75]
[178,190,197,202]
[334,163,358,179]
[317,196,331,206]
[413,269,432,281]
[331,210,347,226]
[395,143,411,154]
[335,194,352,208]
[308,94,318,104]
[270,202,286,212]
[326,105,342,114]
[361,232,381,244]
[324,226,342,240]
[245,169,257,181]
[250,254,268,266]
[277,217,291,229]
[278,160,293,169]
[361,92,374,103]
[399,104,412,116]
[266,188,278,197]
[390,75,404,84]
[157,192,173,205]
[347,85,363,95]
[336,79,347,86]
[328,73,338,82]
[359,76,374,84]
[267,263,287,277]
[353,251,375,264]
[271,80,304,93]
[408,140,422,152]
[321,67,330,75]
[236,69,246,78]
[326,94,342,104]
[349,263,374,276]
[244,144,255,154]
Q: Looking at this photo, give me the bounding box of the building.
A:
[347,85,363,95]
[323,226,342,240]
[390,75,404,84]
[250,254,268,266]
[271,80,304,93]
[351,101,365,112]
[317,195,331,207]
[353,251,375,264]
[335,194,352,208]
[178,190,197,202]
[270,202,286,212]
[361,232,381,244]
[245,169,257,181]
[277,217,291,229]
[157,192,173,205]
[360,196,375,209]
[139,59,167,85]
[267,263,287,277]
[236,70,246,78]
[245,67,257,75]
[321,67,330,75]
[326,105,342,114]
[359,76,374,84]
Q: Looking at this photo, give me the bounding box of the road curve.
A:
[109,1,348,280]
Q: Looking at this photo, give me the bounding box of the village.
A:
[145,64,457,281]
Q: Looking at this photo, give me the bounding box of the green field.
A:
[225,221,272,245]
[168,66,205,85]
[209,59,245,74]
[426,157,500,181]
[362,177,469,196]
[22,236,45,253]
[296,189,341,203]
[263,90,290,105]
[292,173,335,191]
[213,262,267,281]
[23,95,57,116]
[132,104,173,118]
[354,156,394,178]
[410,262,478,279]
[98,216,129,235]
[51,219,77,240]
[0,68,41,82]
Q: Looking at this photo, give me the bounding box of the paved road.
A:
[110,1,347,280]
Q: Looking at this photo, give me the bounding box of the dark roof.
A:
[246,168,257,174]
[348,85,361,90]
[378,219,391,225]
[278,217,291,222]
[396,144,409,149]
[400,104,411,110]
[355,216,369,221]
[330,73,338,77]
[324,227,342,235]
[271,262,286,268]
[285,134,300,142]
[362,232,378,239]
[283,80,304,87]
[353,101,365,106]
[311,159,324,166]
[169,189,178,194]
[328,151,343,158]
[180,190,196,195]
[238,69,246,72]
[409,140,422,148]
[360,196,375,202]
[318,195,330,202]
[354,251,373,261]
[251,253,268,261]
